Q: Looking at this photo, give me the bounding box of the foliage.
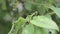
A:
[0,0,60,34]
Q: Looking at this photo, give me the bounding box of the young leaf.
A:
[30,15,59,31]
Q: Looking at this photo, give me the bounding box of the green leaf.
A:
[49,6,60,17]
[37,5,46,15]
[34,27,41,34]
[22,24,49,34]
[48,29,57,34]
[24,0,33,11]
[30,15,59,31]
[8,17,26,34]
[26,15,31,21]
[22,24,34,34]
[34,26,49,34]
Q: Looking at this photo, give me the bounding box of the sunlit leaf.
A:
[30,15,59,31]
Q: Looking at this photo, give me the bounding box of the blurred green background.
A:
[0,0,60,34]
